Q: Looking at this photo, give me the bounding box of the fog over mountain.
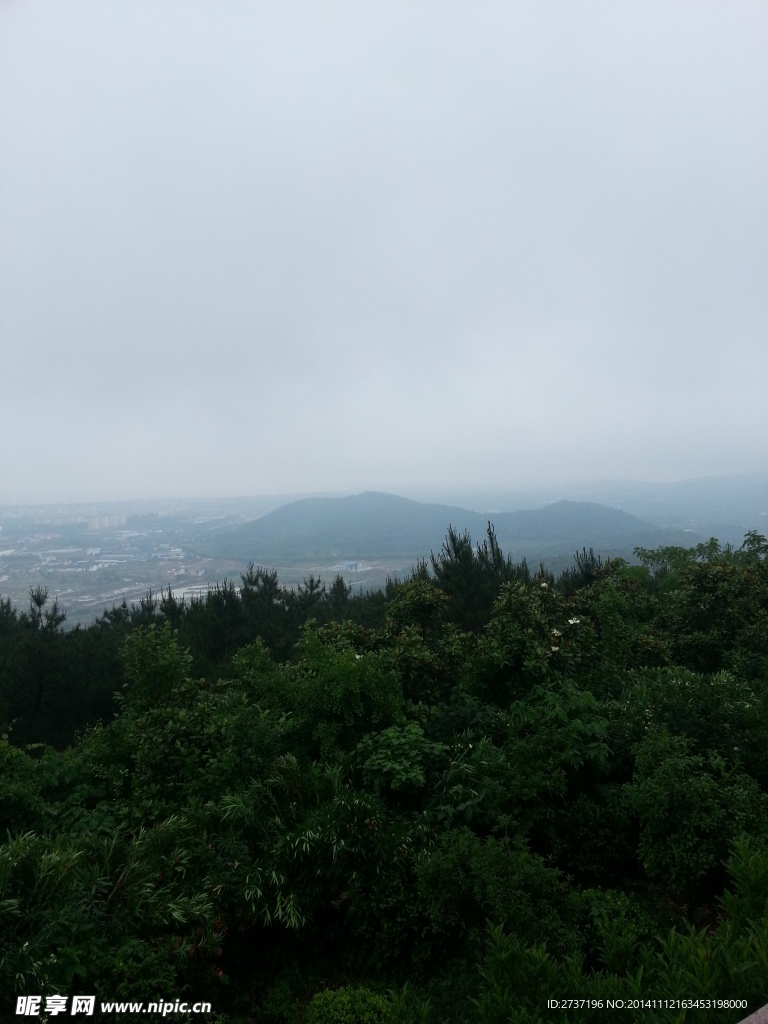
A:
[1,2,767,503]
[198,492,702,566]
[411,472,768,541]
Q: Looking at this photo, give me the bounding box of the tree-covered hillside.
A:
[2,527,768,1023]
[196,492,698,565]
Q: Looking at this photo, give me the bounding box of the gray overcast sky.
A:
[1,1,766,503]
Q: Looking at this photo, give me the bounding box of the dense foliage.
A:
[2,527,768,1023]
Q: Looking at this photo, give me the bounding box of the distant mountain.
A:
[493,500,696,553]
[195,491,701,566]
[575,472,768,542]
[413,472,768,545]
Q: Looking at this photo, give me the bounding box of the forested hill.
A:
[197,490,699,564]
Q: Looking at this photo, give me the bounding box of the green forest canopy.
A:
[1,526,768,1023]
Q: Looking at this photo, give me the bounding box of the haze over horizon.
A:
[2,2,766,504]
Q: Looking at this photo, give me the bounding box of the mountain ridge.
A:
[195,491,703,565]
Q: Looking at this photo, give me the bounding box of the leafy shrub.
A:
[356,723,445,795]
[627,729,768,902]
[306,986,389,1024]
[416,829,583,960]
[607,667,768,786]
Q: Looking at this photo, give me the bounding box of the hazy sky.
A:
[1,1,766,502]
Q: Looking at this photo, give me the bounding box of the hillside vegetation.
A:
[195,493,699,564]
[1,526,768,1023]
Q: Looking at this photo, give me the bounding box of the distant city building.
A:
[87,514,126,531]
